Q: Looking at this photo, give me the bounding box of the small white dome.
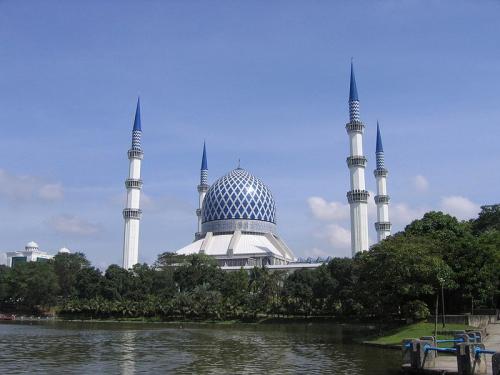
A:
[58,247,71,254]
[25,241,39,250]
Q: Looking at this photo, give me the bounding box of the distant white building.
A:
[4,242,72,267]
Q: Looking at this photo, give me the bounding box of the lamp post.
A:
[434,293,439,339]
[438,276,445,328]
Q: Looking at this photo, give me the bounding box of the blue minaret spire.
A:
[349,61,360,122]
[132,98,142,150]
[200,141,208,185]
[376,121,385,169]
[196,141,209,239]
[374,120,391,242]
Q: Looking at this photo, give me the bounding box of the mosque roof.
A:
[202,168,276,225]
[176,232,294,261]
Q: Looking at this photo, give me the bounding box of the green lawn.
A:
[366,322,473,346]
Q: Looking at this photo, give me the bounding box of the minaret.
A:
[374,122,391,241]
[346,62,369,256]
[122,98,143,269]
[195,142,209,240]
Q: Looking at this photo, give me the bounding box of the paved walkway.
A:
[431,322,500,375]
[403,321,500,374]
[485,322,500,351]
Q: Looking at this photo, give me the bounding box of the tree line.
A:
[0,206,498,321]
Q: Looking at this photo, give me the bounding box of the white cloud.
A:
[48,215,101,236]
[141,193,154,208]
[307,196,349,221]
[111,192,191,214]
[0,169,64,202]
[308,247,331,257]
[39,183,64,201]
[440,196,480,220]
[414,174,429,192]
[391,203,428,227]
[325,223,351,249]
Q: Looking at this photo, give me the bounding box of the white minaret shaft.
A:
[195,142,209,240]
[122,99,143,269]
[346,62,369,256]
[374,122,391,241]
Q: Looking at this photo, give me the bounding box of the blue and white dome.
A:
[201,168,277,234]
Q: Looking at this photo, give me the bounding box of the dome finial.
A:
[237,158,241,169]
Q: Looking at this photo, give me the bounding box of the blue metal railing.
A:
[435,338,464,344]
[424,345,457,354]
[474,348,497,358]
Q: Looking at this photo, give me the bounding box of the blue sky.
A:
[1,0,499,267]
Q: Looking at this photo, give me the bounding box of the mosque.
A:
[121,63,391,270]
[177,157,296,268]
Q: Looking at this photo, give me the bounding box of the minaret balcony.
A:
[123,208,142,220]
[374,168,388,177]
[345,120,364,134]
[346,156,367,168]
[125,179,143,189]
[375,222,392,232]
[374,195,390,204]
[128,149,144,160]
[347,189,369,203]
[197,184,209,193]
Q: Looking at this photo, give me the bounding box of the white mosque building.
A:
[4,242,71,267]
[121,62,392,269]
[176,151,296,267]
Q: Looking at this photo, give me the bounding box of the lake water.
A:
[0,321,401,374]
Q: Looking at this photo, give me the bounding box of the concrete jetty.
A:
[402,319,500,375]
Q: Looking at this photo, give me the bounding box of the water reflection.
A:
[120,331,137,375]
[0,321,400,374]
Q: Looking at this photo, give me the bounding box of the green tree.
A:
[472,204,500,234]
[0,265,11,308]
[356,234,453,320]
[151,267,177,299]
[327,257,360,316]
[312,265,336,314]
[173,254,224,293]
[75,267,103,299]
[52,252,90,299]
[282,269,315,316]
[221,269,249,317]
[7,262,59,312]
[101,265,134,300]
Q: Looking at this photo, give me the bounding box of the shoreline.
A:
[1,315,381,326]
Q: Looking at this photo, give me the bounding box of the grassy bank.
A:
[364,322,473,346]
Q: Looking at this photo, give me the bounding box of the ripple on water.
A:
[0,322,400,374]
